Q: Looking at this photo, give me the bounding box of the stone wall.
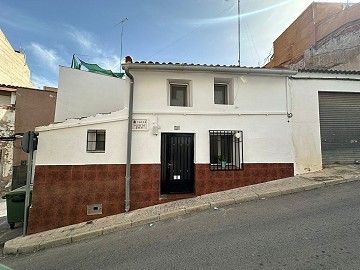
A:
[301,20,360,70]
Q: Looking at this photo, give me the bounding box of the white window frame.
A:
[168,80,192,107]
[214,78,234,105]
[214,83,229,105]
[86,130,106,153]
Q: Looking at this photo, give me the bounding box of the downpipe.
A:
[124,67,134,212]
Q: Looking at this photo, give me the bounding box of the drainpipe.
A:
[124,56,134,212]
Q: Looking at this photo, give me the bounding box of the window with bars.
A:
[87,130,106,153]
[209,130,243,170]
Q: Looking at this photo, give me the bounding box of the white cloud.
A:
[31,74,57,89]
[65,25,121,72]
[66,26,95,52]
[29,43,63,73]
[0,4,48,34]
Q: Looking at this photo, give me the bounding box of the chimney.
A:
[125,56,133,63]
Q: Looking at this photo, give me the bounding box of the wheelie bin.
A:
[1,185,32,229]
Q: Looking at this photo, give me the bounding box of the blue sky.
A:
[1,0,357,88]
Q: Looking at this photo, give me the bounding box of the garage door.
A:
[319,92,360,164]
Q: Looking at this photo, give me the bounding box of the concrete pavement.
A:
[3,164,360,256]
[0,198,7,218]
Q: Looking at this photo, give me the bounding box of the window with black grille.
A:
[87,130,106,153]
[209,130,243,170]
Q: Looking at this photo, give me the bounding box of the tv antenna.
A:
[115,17,128,70]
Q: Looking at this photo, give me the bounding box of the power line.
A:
[74,54,118,59]
[244,18,260,66]
[145,3,236,61]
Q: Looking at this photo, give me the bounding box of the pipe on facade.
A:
[124,67,134,212]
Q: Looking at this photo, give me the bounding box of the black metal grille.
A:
[87,130,106,152]
[161,133,194,194]
[209,130,243,171]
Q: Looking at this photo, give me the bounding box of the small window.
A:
[214,83,228,104]
[170,84,188,106]
[87,130,106,153]
[209,130,243,170]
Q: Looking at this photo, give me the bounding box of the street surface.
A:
[2,180,360,270]
[0,199,22,255]
[0,216,22,255]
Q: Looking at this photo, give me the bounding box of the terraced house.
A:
[27,58,360,233]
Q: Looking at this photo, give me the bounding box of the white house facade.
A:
[27,61,360,233]
[28,63,296,233]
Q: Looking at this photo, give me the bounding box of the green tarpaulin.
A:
[71,55,124,78]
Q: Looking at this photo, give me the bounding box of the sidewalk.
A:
[0,199,7,218]
[4,165,360,256]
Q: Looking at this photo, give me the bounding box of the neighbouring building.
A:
[0,85,16,192]
[0,84,57,194]
[265,2,360,70]
[291,69,360,171]
[55,66,126,122]
[0,29,34,88]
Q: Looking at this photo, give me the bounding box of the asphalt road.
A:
[2,180,360,270]
[0,216,22,255]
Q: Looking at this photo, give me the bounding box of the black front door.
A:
[161,133,194,194]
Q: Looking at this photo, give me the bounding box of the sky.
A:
[1,0,358,89]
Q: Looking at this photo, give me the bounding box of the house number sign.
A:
[132,119,148,131]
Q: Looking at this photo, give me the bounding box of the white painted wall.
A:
[290,72,360,174]
[132,113,293,164]
[55,67,127,122]
[130,70,287,113]
[36,110,128,165]
[36,112,293,165]
[37,69,294,166]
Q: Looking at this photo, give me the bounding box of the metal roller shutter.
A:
[319,92,360,164]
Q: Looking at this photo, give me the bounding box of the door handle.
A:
[167,163,172,167]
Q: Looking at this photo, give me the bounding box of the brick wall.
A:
[28,163,293,234]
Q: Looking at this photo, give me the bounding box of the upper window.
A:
[214,78,234,105]
[214,83,228,104]
[170,83,188,107]
[209,130,243,171]
[87,130,106,153]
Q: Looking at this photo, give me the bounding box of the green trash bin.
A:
[1,185,32,229]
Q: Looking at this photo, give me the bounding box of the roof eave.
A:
[122,63,298,76]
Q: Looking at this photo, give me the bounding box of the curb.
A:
[3,173,358,256]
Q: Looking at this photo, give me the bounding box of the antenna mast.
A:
[115,17,128,70]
